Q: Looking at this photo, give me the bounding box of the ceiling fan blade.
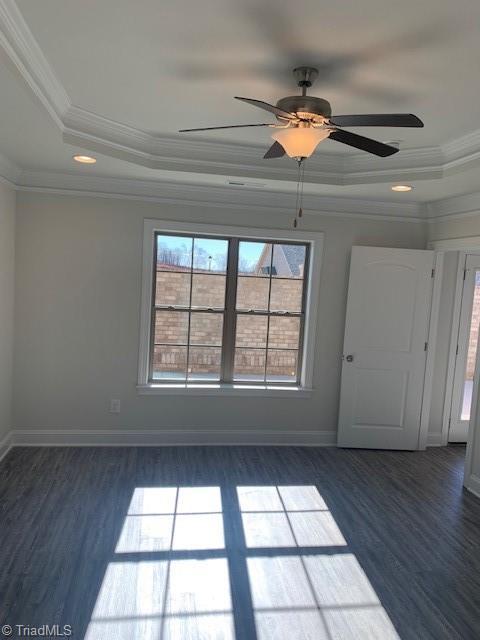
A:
[179,123,271,132]
[235,97,295,120]
[330,113,424,128]
[329,129,399,157]
[263,141,285,159]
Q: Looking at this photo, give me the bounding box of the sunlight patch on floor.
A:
[237,485,346,548]
[85,484,400,640]
[116,486,225,553]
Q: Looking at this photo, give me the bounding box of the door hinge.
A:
[424,342,428,351]
[456,344,459,356]
[431,268,435,278]
[464,268,467,280]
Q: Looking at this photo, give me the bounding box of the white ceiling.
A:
[2,0,480,212]
[14,0,480,146]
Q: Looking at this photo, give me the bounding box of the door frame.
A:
[418,251,444,449]
[448,254,480,442]
[427,236,480,446]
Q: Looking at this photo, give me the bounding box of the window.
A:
[138,220,323,393]
[152,234,228,382]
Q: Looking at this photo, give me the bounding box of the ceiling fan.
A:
[179,66,423,160]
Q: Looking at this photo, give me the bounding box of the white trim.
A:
[427,239,480,447]
[429,236,480,251]
[419,252,443,450]
[0,152,21,184]
[137,219,155,388]
[2,0,480,192]
[426,432,444,447]
[138,218,324,392]
[447,255,480,443]
[427,193,480,224]
[441,252,466,445]
[0,0,69,127]
[10,429,336,447]
[3,0,480,206]
[137,384,313,398]
[427,210,480,225]
[14,173,425,223]
[464,337,480,492]
[463,280,480,494]
[426,243,480,446]
[0,431,12,462]
[14,172,480,226]
[465,474,480,499]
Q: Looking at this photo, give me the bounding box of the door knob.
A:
[345,354,354,362]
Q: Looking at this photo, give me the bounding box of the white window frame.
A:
[137,219,323,396]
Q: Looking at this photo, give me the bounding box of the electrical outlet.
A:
[110,399,121,414]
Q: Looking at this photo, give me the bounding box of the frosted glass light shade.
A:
[271,127,330,158]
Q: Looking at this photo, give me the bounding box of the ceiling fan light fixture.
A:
[271,127,330,159]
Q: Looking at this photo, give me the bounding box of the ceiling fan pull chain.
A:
[299,159,306,218]
[293,158,306,228]
[293,158,302,228]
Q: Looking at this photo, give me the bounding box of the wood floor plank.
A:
[0,445,478,639]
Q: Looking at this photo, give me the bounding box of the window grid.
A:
[263,244,274,382]
[150,232,309,386]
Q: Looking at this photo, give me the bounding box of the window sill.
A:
[137,383,312,398]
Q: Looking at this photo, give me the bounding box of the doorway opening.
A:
[449,254,480,443]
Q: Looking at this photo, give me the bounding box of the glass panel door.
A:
[461,272,480,421]
[450,255,480,442]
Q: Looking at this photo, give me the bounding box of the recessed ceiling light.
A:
[73,154,96,164]
[391,184,413,192]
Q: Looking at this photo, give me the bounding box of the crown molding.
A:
[426,191,480,223]
[0,0,478,225]
[0,0,68,127]
[14,167,480,225]
[0,152,20,184]
[15,170,425,222]
[443,128,480,168]
[62,107,447,185]
[2,0,480,189]
[346,145,445,183]
[62,114,345,185]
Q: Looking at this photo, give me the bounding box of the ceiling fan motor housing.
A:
[276,96,332,121]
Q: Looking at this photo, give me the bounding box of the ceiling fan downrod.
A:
[293,66,319,96]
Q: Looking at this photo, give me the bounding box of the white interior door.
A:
[449,254,480,442]
[337,246,435,450]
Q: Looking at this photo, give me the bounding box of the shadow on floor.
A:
[0,445,478,640]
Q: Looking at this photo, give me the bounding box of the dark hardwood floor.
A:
[0,445,479,639]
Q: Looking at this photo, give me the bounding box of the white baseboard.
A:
[7,429,452,450]
[426,432,445,447]
[10,428,337,447]
[0,431,12,462]
[464,473,480,499]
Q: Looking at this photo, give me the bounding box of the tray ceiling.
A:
[1,0,480,216]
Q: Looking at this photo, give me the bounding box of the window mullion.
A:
[263,245,275,383]
[185,238,194,380]
[221,239,239,383]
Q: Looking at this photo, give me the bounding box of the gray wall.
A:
[0,182,15,442]
[13,192,425,437]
